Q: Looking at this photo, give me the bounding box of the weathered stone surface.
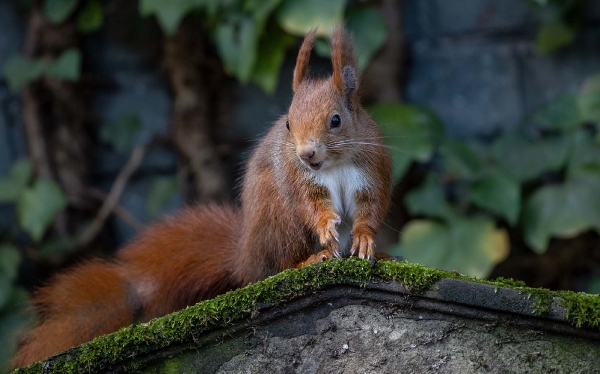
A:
[434,0,533,36]
[520,29,600,114]
[144,294,600,374]
[406,39,524,138]
[0,1,23,71]
[16,260,600,374]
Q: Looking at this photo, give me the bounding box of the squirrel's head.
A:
[286,26,360,172]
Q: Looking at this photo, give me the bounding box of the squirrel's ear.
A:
[331,25,359,110]
[293,29,317,92]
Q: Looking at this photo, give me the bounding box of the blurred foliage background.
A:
[1,0,600,370]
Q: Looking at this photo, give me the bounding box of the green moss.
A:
[13,258,600,374]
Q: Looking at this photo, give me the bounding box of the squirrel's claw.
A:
[350,232,375,260]
[317,214,341,253]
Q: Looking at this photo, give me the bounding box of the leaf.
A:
[251,24,294,93]
[0,159,33,202]
[0,244,21,281]
[395,217,509,278]
[276,0,345,36]
[533,94,582,131]
[346,6,386,71]
[17,179,67,242]
[37,235,78,259]
[535,20,577,53]
[440,140,483,180]
[77,0,103,33]
[139,0,206,35]
[405,176,454,221]
[492,132,571,181]
[146,176,179,215]
[568,130,600,171]
[216,15,261,83]
[0,288,35,369]
[99,114,142,152]
[587,275,600,294]
[46,48,82,81]
[0,273,11,310]
[244,0,282,20]
[43,0,79,23]
[369,103,444,182]
[470,171,521,225]
[3,55,46,92]
[522,168,600,253]
[578,73,600,124]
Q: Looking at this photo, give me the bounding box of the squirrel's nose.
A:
[299,150,315,161]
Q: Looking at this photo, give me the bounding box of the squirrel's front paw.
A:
[317,214,341,256]
[350,226,375,259]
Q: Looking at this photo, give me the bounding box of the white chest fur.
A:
[312,164,366,220]
[312,164,367,253]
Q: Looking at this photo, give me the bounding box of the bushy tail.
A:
[12,204,242,368]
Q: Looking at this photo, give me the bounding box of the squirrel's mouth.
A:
[309,160,324,171]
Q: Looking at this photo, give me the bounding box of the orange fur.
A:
[12,205,242,369]
[11,26,392,369]
[293,29,316,92]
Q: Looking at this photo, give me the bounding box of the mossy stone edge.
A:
[15,258,600,374]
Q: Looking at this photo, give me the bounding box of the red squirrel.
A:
[12,26,392,368]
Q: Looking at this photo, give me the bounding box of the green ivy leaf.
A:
[17,179,67,242]
[251,25,294,94]
[587,275,600,294]
[216,15,261,83]
[77,0,103,33]
[522,168,600,253]
[37,235,78,259]
[3,55,45,92]
[369,103,444,182]
[346,6,386,71]
[535,20,577,53]
[578,73,600,124]
[0,159,33,202]
[276,0,345,36]
[492,132,571,181]
[533,94,582,131]
[244,0,282,20]
[139,0,206,35]
[43,0,79,23]
[470,172,521,225]
[46,48,82,81]
[0,244,20,282]
[392,217,509,278]
[0,288,35,369]
[440,140,484,180]
[568,130,600,171]
[405,176,454,221]
[146,176,179,215]
[100,114,142,152]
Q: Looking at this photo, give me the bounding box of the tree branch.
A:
[77,144,147,247]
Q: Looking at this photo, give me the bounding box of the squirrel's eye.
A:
[286,120,290,131]
[330,114,341,129]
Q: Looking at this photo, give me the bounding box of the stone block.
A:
[520,29,600,113]
[434,0,533,36]
[406,39,524,138]
[93,70,172,175]
[0,1,24,71]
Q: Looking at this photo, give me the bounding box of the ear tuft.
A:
[293,29,317,92]
[331,25,359,109]
[341,65,358,98]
